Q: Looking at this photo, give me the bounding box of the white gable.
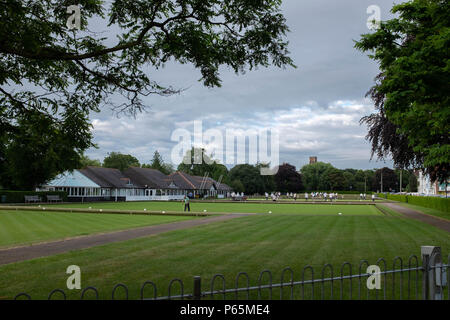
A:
[44,170,100,188]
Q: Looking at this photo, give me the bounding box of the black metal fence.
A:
[12,248,449,301]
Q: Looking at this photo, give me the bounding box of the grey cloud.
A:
[84,0,399,170]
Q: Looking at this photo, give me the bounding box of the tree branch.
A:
[1,10,198,61]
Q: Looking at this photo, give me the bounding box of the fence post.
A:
[421,249,429,300]
[193,276,202,300]
[421,246,442,300]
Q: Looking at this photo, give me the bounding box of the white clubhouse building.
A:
[40,166,232,202]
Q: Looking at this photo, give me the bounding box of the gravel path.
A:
[381,202,450,233]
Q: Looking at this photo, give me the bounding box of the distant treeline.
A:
[0,147,418,195]
[77,149,418,195]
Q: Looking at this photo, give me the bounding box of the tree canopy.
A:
[274,163,303,192]
[177,147,228,182]
[373,167,398,193]
[299,162,394,193]
[0,0,294,190]
[355,0,449,182]
[300,162,334,191]
[142,150,174,175]
[321,167,346,191]
[228,164,268,195]
[1,112,92,190]
[79,154,102,168]
[103,152,140,171]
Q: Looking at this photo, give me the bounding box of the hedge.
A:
[378,193,449,213]
[0,190,67,203]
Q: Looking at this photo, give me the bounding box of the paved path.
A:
[382,202,450,233]
[0,214,248,266]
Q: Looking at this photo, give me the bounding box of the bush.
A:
[0,190,67,203]
[380,193,450,213]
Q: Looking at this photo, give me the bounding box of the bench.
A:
[47,195,62,203]
[24,195,41,203]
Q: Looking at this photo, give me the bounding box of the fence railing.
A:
[12,246,448,300]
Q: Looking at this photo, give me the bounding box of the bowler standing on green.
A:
[183,196,190,212]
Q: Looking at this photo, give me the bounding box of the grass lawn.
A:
[0,210,196,248]
[374,204,405,217]
[394,202,450,221]
[1,212,448,300]
[249,198,381,202]
[47,202,383,216]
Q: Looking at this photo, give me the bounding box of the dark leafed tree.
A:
[2,112,91,190]
[228,164,266,195]
[177,147,228,182]
[229,179,245,193]
[359,75,424,174]
[394,168,415,192]
[142,150,174,175]
[256,162,276,192]
[363,170,376,192]
[373,167,398,193]
[356,0,449,183]
[342,171,355,191]
[0,0,294,189]
[407,172,418,192]
[274,163,303,192]
[79,154,102,168]
[103,152,140,171]
[320,167,346,191]
[300,162,334,191]
[0,128,11,189]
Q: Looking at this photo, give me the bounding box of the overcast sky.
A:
[85,0,399,171]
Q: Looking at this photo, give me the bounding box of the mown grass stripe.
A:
[0,211,195,248]
[0,214,448,300]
